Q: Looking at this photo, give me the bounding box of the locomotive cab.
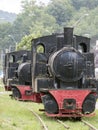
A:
[32,35,58,92]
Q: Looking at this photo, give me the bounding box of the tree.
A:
[12,0,58,38]
[71,0,98,10]
[17,33,41,50]
[0,0,98,51]
[16,0,60,50]
[66,6,98,48]
[0,22,15,50]
[46,0,75,26]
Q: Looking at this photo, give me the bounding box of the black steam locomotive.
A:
[3,27,97,117]
[3,50,31,91]
[31,27,97,117]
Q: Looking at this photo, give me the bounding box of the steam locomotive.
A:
[3,27,97,118]
[3,50,31,91]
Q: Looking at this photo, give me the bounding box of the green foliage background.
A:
[0,0,98,51]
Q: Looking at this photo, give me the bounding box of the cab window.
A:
[36,44,45,53]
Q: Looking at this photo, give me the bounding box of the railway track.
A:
[28,107,98,130]
[57,119,70,129]
[57,118,98,130]
[28,108,70,130]
[81,119,98,130]
[29,108,48,130]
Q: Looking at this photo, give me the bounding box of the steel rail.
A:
[57,119,70,129]
[29,108,48,130]
[81,119,98,130]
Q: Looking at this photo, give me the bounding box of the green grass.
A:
[0,79,4,91]
[0,89,98,130]
[0,95,42,130]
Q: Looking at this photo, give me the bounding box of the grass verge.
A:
[0,90,98,130]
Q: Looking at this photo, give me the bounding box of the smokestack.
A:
[64,27,73,46]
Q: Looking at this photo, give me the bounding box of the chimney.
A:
[64,27,73,46]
